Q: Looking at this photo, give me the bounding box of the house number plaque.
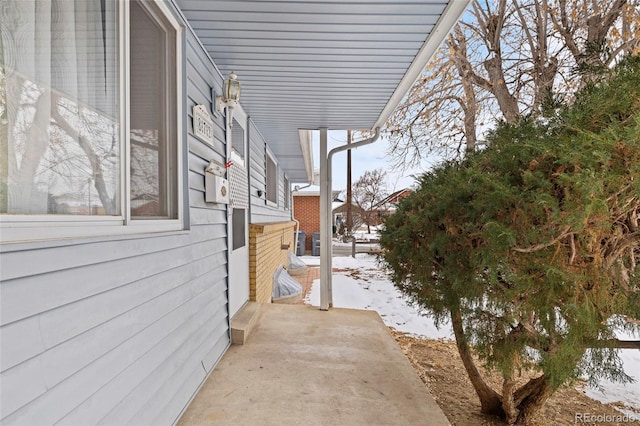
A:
[193,104,214,145]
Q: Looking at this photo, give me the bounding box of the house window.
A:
[231,118,245,162]
[130,1,178,219]
[1,0,183,241]
[266,151,278,205]
[283,176,290,210]
[232,208,246,250]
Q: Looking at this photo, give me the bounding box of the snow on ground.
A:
[352,231,380,241]
[299,255,320,266]
[303,254,452,340]
[583,329,640,416]
[301,253,640,413]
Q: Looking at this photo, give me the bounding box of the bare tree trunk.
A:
[513,0,559,112]
[14,91,51,210]
[448,27,478,153]
[548,0,629,85]
[450,306,504,416]
[483,56,520,123]
[51,103,117,214]
[619,8,640,56]
[472,0,521,123]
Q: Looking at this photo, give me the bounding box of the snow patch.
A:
[304,254,452,340]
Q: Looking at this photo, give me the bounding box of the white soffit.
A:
[176,0,470,181]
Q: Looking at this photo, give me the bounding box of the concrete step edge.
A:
[230,302,263,345]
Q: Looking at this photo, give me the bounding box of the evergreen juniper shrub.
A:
[379,55,640,425]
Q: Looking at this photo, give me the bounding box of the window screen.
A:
[130,0,177,219]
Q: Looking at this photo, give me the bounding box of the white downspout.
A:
[320,127,381,310]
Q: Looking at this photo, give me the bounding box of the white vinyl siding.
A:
[248,120,291,223]
[283,176,290,210]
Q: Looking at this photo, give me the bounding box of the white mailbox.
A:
[205,161,229,204]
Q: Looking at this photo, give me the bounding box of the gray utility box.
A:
[296,231,306,256]
[311,232,320,256]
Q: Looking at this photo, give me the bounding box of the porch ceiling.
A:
[176,0,469,182]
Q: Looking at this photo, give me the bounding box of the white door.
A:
[228,105,250,318]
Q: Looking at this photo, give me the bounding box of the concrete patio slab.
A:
[177,303,450,426]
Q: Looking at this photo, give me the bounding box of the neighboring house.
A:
[373,188,414,222]
[332,202,367,234]
[0,1,468,424]
[292,189,340,251]
[336,189,412,232]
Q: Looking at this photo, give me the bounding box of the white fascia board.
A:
[372,0,471,130]
[298,129,315,183]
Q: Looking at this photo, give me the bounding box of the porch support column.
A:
[319,127,332,310]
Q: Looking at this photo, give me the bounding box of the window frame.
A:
[1,0,184,243]
[230,118,246,166]
[265,148,278,207]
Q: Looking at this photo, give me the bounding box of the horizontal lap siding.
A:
[249,120,291,223]
[0,19,230,426]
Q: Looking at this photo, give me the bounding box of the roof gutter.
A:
[320,127,381,310]
[372,0,471,130]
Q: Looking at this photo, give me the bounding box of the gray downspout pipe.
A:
[320,127,381,310]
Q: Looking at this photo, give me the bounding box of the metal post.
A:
[346,130,352,236]
[351,235,356,258]
[319,127,332,310]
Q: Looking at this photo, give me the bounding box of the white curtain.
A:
[0,0,119,215]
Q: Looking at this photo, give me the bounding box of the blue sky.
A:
[309,130,441,195]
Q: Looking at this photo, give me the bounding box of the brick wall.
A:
[249,221,296,303]
[292,195,320,251]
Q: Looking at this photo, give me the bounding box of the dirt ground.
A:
[391,331,640,426]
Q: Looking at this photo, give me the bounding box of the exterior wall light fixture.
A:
[215,71,241,126]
